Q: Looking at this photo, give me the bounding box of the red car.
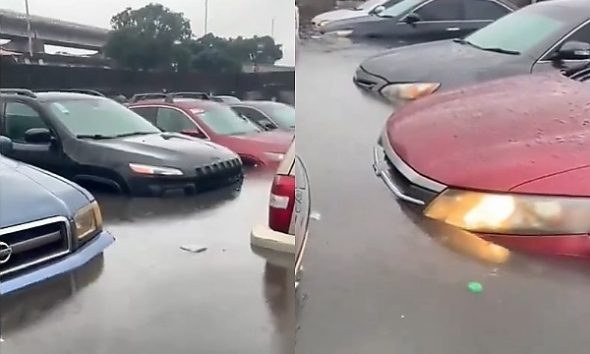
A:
[129,93,293,167]
[373,72,590,258]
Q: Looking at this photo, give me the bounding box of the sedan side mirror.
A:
[403,12,421,25]
[371,5,386,14]
[181,129,207,139]
[0,136,13,155]
[555,41,590,61]
[24,128,53,144]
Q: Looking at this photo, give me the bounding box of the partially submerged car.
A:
[373,71,590,257]
[312,0,402,29]
[250,141,310,287]
[320,0,514,44]
[355,0,590,106]
[0,148,114,294]
[0,89,243,196]
[230,101,295,131]
[129,93,292,167]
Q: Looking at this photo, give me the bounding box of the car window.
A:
[156,108,197,133]
[197,105,261,136]
[232,106,278,130]
[259,104,296,130]
[415,0,463,21]
[379,0,425,18]
[464,0,511,21]
[465,10,570,55]
[48,98,160,137]
[130,106,158,124]
[4,102,50,143]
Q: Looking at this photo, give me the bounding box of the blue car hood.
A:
[0,156,92,228]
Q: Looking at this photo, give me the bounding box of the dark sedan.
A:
[354,0,590,105]
[320,0,515,45]
[0,90,243,196]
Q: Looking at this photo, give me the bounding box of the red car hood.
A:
[386,73,590,193]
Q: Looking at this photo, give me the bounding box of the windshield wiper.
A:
[76,134,115,140]
[479,47,520,55]
[453,38,519,55]
[113,131,155,138]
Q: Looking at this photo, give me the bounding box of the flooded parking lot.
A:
[296,40,590,354]
[1,169,293,354]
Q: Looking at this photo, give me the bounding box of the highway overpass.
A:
[0,9,109,53]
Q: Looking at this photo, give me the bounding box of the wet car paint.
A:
[0,168,293,354]
[296,40,590,354]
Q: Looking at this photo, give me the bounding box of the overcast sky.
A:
[1,0,295,65]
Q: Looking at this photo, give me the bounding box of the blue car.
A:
[0,140,114,294]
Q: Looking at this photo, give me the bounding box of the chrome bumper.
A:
[373,144,426,206]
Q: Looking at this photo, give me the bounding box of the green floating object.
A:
[468,281,483,293]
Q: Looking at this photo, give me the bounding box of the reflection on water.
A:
[1,256,105,336]
[263,263,294,354]
[399,204,511,265]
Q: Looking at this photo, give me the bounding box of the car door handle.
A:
[446,27,460,31]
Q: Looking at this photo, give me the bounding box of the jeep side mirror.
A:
[0,136,13,155]
[404,12,421,24]
[555,41,590,61]
[371,5,386,14]
[24,128,53,144]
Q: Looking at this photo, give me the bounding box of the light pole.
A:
[204,0,209,35]
[271,18,275,38]
[24,0,33,56]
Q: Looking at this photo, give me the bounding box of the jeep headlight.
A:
[380,83,440,103]
[74,201,103,240]
[425,189,590,235]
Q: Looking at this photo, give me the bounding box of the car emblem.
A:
[0,242,12,265]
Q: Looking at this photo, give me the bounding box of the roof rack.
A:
[56,89,106,97]
[0,89,37,98]
[129,93,168,103]
[165,92,211,102]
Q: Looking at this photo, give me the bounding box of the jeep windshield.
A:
[48,98,160,138]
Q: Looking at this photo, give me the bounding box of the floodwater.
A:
[1,168,294,354]
[295,40,590,354]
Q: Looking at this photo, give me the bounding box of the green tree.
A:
[190,48,243,74]
[105,3,193,70]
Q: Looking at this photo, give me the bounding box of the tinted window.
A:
[232,106,278,130]
[156,108,197,132]
[4,102,50,143]
[564,23,590,44]
[465,0,510,20]
[131,106,158,124]
[48,98,160,137]
[415,0,463,21]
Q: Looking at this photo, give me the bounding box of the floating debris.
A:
[180,244,208,254]
[467,281,483,294]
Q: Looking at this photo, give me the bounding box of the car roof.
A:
[129,98,225,110]
[530,0,590,14]
[35,92,107,102]
[234,101,290,108]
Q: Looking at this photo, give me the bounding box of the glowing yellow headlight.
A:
[380,82,441,103]
[74,201,103,240]
[424,189,589,235]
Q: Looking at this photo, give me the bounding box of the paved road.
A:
[1,169,293,354]
[296,40,590,354]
